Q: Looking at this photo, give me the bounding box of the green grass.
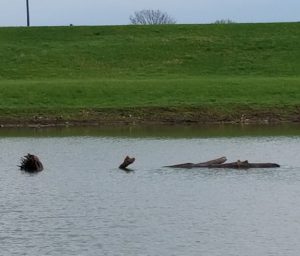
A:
[0,23,300,121]
[0,77,299,109]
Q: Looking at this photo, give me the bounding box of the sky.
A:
[0,0,299,27]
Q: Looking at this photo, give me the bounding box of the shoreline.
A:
[0,107,299,128]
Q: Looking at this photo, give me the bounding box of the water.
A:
[1,125,300,256]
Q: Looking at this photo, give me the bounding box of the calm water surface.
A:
[1,125,300,256]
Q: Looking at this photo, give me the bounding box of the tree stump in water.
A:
[19,154,44,172]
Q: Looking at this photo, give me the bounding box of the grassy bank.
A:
[0,76,299,125]
[0,23,300,125]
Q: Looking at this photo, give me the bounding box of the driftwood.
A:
[166,156,227,169]
[166,157,280,169]
[19,154,44,172]
[119,156,135,170]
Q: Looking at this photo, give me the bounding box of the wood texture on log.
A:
[166,156,227,168]
[209,160,280,169]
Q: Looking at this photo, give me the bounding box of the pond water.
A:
[1,125,300,256]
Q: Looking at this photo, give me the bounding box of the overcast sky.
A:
[0,0,299,27]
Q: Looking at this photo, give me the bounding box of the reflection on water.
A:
[0,125,300,255]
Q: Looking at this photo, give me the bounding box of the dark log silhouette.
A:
[209,160,280,169]
[19,154,44,172]
[166,156,227,168]
[166,157,280,169]
[119,156,135,170]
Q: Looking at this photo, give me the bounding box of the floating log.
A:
[119,156,135,170]
[166,157,280,169]
[166,156,227,169]
[209,160,280,169]
[19,154,44,172]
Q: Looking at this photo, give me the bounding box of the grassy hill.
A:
[0,23,300,125]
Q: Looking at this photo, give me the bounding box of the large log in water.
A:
[19,154,44,172]
[166,157,280,169]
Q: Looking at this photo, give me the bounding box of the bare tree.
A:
[214,19,236,24]
[129,9,176,25]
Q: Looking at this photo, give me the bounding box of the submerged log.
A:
[19,154,44,172]
[166,157,280,169]
[119,156,135,170]
[166,156,227,169]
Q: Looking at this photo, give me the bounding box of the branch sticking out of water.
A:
[119,156,135,170]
